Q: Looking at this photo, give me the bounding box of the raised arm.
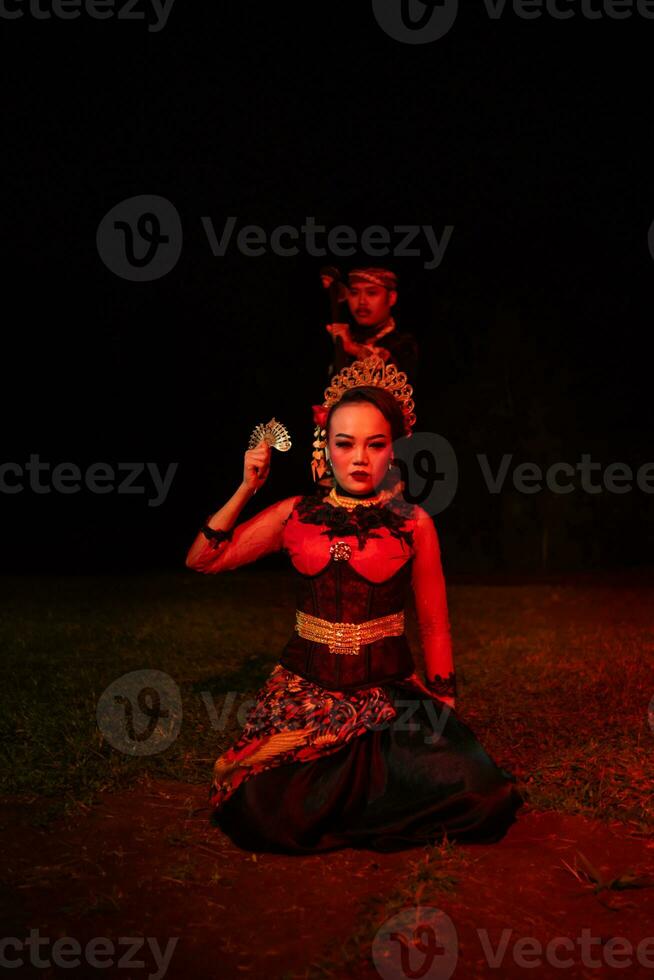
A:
[185,435,300,573]
[185,493,302,574]
[410,507,456,705]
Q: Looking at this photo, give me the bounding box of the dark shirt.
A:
[329,326,419,386]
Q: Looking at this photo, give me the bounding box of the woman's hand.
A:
[404,672,456,711]
[243,439,271,495]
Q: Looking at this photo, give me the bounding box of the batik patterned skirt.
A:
[209,664,525,853]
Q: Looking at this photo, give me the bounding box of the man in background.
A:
[326,267,419,382]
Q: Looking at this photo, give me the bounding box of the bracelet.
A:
[200,524,234,550]
[424,671,457,700]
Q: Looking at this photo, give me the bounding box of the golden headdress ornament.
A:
[311,355,415,483]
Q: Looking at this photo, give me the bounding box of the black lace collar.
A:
[292,488,415,550]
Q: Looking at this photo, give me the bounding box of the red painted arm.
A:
[410,508,455,698]
[186,495,301,574]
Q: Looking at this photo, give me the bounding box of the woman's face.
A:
[326,402,393,495]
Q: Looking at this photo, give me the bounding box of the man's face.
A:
[346,283,397,329]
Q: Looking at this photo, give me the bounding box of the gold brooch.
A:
[329,541,352,562]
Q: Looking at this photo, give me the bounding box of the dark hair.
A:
[326,386,406,442]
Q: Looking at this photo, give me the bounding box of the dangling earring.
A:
[388,459,395,471]
[311,425,329,483]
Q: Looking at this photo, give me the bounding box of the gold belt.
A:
[295,609,405,656]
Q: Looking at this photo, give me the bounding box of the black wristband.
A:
[200,525,234,550]
[425,671,457,699]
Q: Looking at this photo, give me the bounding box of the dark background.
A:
[2,2,652,574]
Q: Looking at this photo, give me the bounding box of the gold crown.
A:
[322,355,415,434]
[311,355,415,483]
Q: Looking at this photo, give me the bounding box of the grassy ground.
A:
[1,567,653,834]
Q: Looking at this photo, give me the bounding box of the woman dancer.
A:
[185,356,524,853]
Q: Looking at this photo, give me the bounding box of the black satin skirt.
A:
[211,681,525,854]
